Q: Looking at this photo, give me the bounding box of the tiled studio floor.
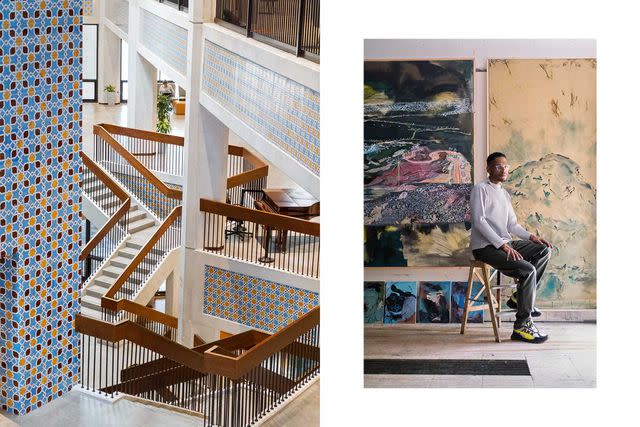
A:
[364,322,596,388]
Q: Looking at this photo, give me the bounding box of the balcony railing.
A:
[215,0,320,63]
[201,198,320,278]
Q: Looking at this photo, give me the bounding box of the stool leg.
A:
[496,271,502,328]
[483,265,501,343]
[460,266,474,335]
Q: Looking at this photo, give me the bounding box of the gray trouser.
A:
[472,240,551,328]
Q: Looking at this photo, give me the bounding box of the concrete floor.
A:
[364,322,596,388]
[3,381,319,426]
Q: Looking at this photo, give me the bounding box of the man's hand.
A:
[500,243,523,261]
[529,234,553,248]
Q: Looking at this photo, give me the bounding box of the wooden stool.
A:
[460,259,517,342]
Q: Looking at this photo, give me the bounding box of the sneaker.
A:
[506,293,542,317]
[511,320,548,344]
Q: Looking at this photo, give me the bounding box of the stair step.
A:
[111,256,133,269]
[80,305,103,319]
[129,218,156,233]
[94,275,117,288]
[119,247,139,259]
[127,210,147,223]
[81,295,103,311]
[102,265,125,278]
[85,285,108,298]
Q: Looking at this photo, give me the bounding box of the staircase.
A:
[82,174,158,318]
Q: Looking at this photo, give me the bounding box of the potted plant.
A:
[156,94,173,134]
[104,84,119,106]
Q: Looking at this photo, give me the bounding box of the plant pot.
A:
[105,91,118,106]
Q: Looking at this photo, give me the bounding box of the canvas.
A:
[417,281,451,323]
[383,282,417,324]
[363,60,474,266]
[364,282,385,323]
[451,281,484,323]
[364,60,474,267]
[364,223,471,267]
[488,59,596,308]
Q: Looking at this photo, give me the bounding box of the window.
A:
[82,24,99,101]
[121,39,128,102]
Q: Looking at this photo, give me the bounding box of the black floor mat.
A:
[364,359,531,376]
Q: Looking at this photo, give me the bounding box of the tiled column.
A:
[0,0,82,415]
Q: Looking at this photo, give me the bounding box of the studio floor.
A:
[364,322,596,388]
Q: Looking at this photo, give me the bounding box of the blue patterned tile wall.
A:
[203,266,318,333]
[83,0,93,15]
[139,9,188,76]
[0,0,82,415]
[110,170,181,221]
[202,41,320,176]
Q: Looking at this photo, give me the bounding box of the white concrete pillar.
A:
[127,0,157,130]
[97,25,121,104]
[189,0,215,24]
[177,23,229,344]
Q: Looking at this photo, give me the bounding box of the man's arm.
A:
[471,185,509,249]
[506,192,532,240]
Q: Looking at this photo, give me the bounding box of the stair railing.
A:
[226,145,268,208]
[75,305,319,427]
[81,152,131,283]
[94,124,183,221]
[101,205,182,307]
[200,198,320,278]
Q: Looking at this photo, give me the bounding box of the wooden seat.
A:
[460,259,517,343]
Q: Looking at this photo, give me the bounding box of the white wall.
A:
[364,39,596,282]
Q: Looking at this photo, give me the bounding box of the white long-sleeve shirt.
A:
[470,179,531,250]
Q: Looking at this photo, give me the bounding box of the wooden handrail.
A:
[102,298,179,329]
[102,205,182,300]
[100,123,185,146]
[80,152,131,261]
[75,306,319,380]
[226,145,269,189]
[81,151,130,201]
[200,198,319,236]
[226,166,268,189]
[94,124,183,200]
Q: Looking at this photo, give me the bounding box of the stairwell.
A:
[81,173,159,319]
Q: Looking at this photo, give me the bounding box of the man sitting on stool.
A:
[470,152,553,343]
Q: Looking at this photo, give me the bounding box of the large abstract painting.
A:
[488,59,596,308]
[364,60,474,266]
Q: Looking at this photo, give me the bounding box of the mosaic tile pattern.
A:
[202,42,320,176]
[83,0,93,15]
[0,0,82,415]
[139,9,188,76]
[203,266,318,333]
[110,169,181,221]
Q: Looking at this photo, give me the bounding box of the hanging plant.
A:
[156,94,173,134]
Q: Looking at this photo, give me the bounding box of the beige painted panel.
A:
[488,59,596,308]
